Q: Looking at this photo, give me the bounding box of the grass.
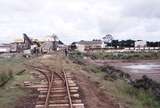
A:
[83,63,160,108]
[87,52,160,60]
[68,51,160,108]
[0,70,13,86]
[0,57,25,86]
[0,74,31,108]
[0,56,33,108]
[112,80,160,108]
[68,51,85,65]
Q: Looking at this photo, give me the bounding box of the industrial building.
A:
[75,40,105,52]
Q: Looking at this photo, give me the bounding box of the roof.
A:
[78,40,103,45]
[0,44,11,47]
[14,38,24,43]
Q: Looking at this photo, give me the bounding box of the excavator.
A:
[23,33,40,57]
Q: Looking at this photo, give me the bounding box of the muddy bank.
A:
[83,59,160,101]
[92,59,160,82]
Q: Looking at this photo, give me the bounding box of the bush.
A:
[0,72,8,82]
[89,52,160,60]
[69,51,85,65]
[0,70,13,87]
[125,86,160,108]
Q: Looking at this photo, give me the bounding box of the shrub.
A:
[0,70,13,87]
[89,52,160,60]
[69,51,85,65]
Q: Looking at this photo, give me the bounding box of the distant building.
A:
[0,44,11,53]
[76,40,105,52]
[135,40,147,48]
[41,40,64,52]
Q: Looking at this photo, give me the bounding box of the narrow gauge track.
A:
[26,54,84,108]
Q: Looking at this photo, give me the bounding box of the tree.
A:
[111,40,119,48]
[102,34,113,43]
[125,39,135,47]
[119,40,125,48]
[118,39,135,48]
[147,41,160,47]
[103,34,114,48]
[71,42,77,50]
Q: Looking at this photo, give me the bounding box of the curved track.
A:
[26,54,84,108]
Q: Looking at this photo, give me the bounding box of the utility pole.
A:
[158,41,160,50]
[51,33,58,51]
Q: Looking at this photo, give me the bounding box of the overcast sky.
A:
[0,0,160,44]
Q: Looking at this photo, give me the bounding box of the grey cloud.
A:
[123,0,160,18]
[0,0,160,44]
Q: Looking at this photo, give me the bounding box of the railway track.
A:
[25,54,85,108]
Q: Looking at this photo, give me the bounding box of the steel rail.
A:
[44,53,59,108]
[58,52,73,108]
[56,52,73,108]
[63,69,73,108]
[44,71,54,108]
[41,63,65,82]
[27,64,52,77]
[25,64,51,87]
[27,53,74,108]
[25,63,54,108]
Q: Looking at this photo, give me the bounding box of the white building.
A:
[135,40,147,48]
[76,40,105,52]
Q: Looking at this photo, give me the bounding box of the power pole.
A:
[51,33,58,51]
[158,41,160,50]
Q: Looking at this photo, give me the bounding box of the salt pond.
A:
[123,64,160,70]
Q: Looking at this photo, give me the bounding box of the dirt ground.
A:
[63,57,119,108]
[73,70,118,108]
[15,89,38,108]
[14,54,119,108]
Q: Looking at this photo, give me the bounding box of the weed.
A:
[88,52,160,60]
[69,51,85,65]
[84,63,160,108]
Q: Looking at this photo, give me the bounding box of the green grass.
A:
[84,64,160,108]
[0,74,30,108]
[87,52,160,60]
[96,75,160,108]
[0,57,33,108]
[69,51,85,64]
[0,57,26,72]
[113,80,160,108]
[68,52,160,108]
[0,57,26,86]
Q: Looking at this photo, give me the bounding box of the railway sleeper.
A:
[37,96,81,102]
[35,103,85,108]
[39,80,76,85]
[39,92,79,97]
[37,87,79,91]
[38,93,80,98]
[40,91,78,95]
[36,99,82,104]
[39,89,78,93]
[54,77,73,80]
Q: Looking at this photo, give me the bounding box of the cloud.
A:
[123,0,160,18]
[0,0,160,44]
